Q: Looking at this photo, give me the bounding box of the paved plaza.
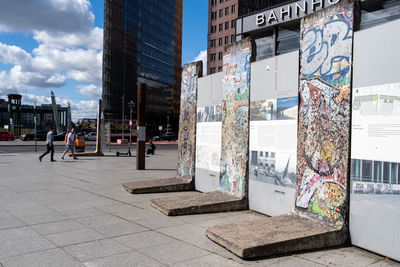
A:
[0,147,398,266]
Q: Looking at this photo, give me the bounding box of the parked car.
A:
[20,130,47,141]
[85,132,97,141]
[53,132,67,141]
[0,131,14,141]
[161,132,177,141]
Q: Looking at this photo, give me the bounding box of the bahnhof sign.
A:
[235,0,400,61]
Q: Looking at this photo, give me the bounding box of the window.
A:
[391,163,397,184]
[231,20,235,28]
[225,7,229,16]
[351,159,361,181]
[211,11,217,20]
[374,161,382,183]
[362,160,372,182]
[210,53,216,61]
[231,5,236,13]
[210,39,216,47]
[219,23,223,32]
[225,22,229,30]
[210,67,216,74]
[225,36,229,44]
[276,27,300,55]
[218,52,222,60]
[383,162,390,183]
[220,0,223,3]
[260,151,263,157]
[218,66,223,72]
[218,38,222,46]
[211,25,216,33]
[231,35,235,43]
[212,0,217,6]
[219,9,223,17]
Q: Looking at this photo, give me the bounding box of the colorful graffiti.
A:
[219,38,252,198]
[177,61,202,179]
[295,0,354,228]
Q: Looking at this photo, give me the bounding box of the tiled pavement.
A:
[0,149,398,266]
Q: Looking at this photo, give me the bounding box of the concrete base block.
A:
[122,177,194,194]
[206,214,348,259]
[150,191,247,216]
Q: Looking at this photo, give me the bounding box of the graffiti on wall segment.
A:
[295,0,354,228]
[219,38,252,198]
[177,61,202,179]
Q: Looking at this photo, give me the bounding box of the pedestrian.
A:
[146,139,156,155]
[61,128,78,160]
[39,127,55,162]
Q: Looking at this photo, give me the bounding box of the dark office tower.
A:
[102,0,182,135]
[207,0,282,75]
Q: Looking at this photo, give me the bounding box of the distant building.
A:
[102,0,182,135]
[207,0,281,75]
[0,98,68,135]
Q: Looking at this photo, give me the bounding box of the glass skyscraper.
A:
[102,0,182,135]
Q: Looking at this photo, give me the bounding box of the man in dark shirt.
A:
[39,127,55,162]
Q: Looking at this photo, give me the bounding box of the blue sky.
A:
[0,0,208,121]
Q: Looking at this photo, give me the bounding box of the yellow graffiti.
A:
[321,141,336,161]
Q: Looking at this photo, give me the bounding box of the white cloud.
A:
[33,27,103,50]
[77,84,101,99]
[0,0,94,34]
[0,0,102,120]
[194,50,207,76]
[0,0,102,95]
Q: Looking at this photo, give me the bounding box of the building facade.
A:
[0,98,69,136]
[207,0,290,75]
[102,0,182,135]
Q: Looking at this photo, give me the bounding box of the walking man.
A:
[62,128,78,160]
[39,127,55,162]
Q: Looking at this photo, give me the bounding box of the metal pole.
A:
[34,116,37,152]
[121,96,125,140]
[95,99,104,155]
[136,83,146,170]
[127,100,135,156]
[34,101,37,152]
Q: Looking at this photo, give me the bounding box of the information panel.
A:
[249,51,299,216]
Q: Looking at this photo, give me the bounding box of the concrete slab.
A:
[206,214,348,259]
[150,191,248,216]
[122,177,194,194]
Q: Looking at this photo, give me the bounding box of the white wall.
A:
[195,72,223,192]
[350,18,400,262]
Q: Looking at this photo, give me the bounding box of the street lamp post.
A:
[127,100,135,156]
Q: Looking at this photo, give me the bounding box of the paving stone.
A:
[0,211,24,230]
[113,231,176,250]
[17,212,68,225]
[0,235,55,258]
[137,240,210,265]
[60,207,107,219]
[75,214,127,228]
[62,238,131,262]
[0,248,83,267]
[173,253,244,267]
[83,250,165,267]
[90,221,148,238]
[31,220,86,235]
[45,228,104,246]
